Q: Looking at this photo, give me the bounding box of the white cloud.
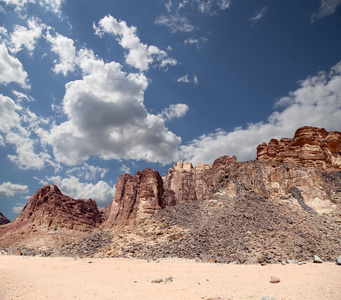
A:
[177,74,198,84]
[177,74,190,83]
[46,31,76,76]
[42,51,182,166]
[47,175,115,206]
[0,43,29,88]
[0,181,28,198]
[9,18,44,54]
[1,0,64,15]
[65,163,108,180]
[160,103,189,121]
[13,203,25,213]
[312,0,341,21]
[120,164,131,174]
[180,60,341,165]
[218,0,231,10]
[250,6,267,21]
[94,15,177,71]
[0,94,51,170]
[155,14,195,33]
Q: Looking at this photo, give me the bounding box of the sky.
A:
[0,0,341,221]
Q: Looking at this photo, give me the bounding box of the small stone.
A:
[151,278,163,283]
[298,261,306,265]
[262,297,276,300]
[164,276,173,283]
[270,276,280,283]
[335,256,341,265]
[88,261,93,263]
[314,255,323,263]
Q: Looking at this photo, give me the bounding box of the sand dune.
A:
[0,255,340,300]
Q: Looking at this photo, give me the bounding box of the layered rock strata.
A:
[257,126,341,170]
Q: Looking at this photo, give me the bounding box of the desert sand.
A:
[0,255,340,300]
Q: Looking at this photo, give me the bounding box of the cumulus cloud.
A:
[312,0,341,21]
[42,50,182,165]
[47,175,115,206]
[0,43,29,88]
[94,15,177,71]
[120,164,131,174]
[0,181,28,198]
[155,14,195,33]
[46,31,76,76]
[160,103,189,121]
[180,60,341,165]
[9,18,44,54]
[0,94,52,169]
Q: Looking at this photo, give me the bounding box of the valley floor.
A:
[0,255,340,300]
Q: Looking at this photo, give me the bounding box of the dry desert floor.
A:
[0,255,340,300]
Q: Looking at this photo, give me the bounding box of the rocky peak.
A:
[13,184,103,231]
[103,169,165,230]
[0,212,10,225]
[257,126,341,170]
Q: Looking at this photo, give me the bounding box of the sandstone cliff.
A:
[0,212,10,225]
[257,126,341,170]
[13,184,103,231]
[103,169,165,230]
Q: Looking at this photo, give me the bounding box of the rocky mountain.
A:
[0,212,10,225]
[12,184,103,231]
[0,126,340,263]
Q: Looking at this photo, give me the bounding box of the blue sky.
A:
[0,0,341,220]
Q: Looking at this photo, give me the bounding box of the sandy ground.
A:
[0,255,340,300]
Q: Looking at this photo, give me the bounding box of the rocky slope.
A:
[0,212,10,225]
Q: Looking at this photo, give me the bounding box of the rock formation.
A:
[103,169,166,230]
[0,212,10,225]
[13,184,103,231]
[257,126,341,170]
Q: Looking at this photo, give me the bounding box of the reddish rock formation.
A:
[13,184,103,231]
[103,169,165,230]
[256,126,341,170]
[0,212,10,225]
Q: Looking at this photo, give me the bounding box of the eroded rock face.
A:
[103,169,165,230]
[0,212,10,225]
[13,184,103,231]
[257,126,341,170]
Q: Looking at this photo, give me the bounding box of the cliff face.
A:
[13,184,103,231]
[0,212,10,225]
[257,126,341,170]
[103,169,165,229]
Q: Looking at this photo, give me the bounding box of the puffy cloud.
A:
[176,0,231,14]
[160,103,189,121]
[312,0,341,21]
[0,43,29,88]
[42,52,182,165]
[9,18,44,54]
[94,15,177,71]
[180,60,341,165]
[155,15,195,33]
[46,32,76,76]
[47,175,115,205]
[0,181,28,198]
[0,94,52,169]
